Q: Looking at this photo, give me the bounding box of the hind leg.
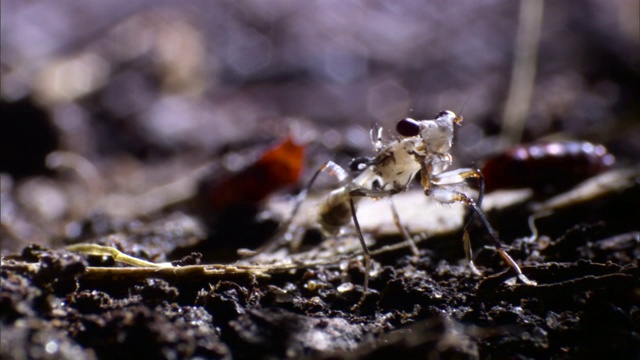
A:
[246,161,351,255]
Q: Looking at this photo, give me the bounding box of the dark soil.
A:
[2,176,639,359]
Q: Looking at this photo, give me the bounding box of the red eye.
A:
[396,118,420,137]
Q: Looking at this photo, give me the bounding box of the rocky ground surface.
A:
[2,166,639,359]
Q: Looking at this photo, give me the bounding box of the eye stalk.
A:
[396,118,421,137]
[435,110,463,125]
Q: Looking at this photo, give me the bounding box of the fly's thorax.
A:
[353,139,421,192]
[420,118,454,154]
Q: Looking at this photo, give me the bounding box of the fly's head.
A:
[396,110,462,155]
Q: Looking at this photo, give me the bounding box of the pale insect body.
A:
[279,110,535,308]
[319,137,420,234]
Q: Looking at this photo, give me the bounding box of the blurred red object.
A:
[205,136,305,210]
[482,141,615,195]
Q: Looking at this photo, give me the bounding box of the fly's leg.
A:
[348,194,371,310]
[462,230,481,276]
[460,167,485,275]
[430,167,484,274]
[248,161,350,256]
[429,166,536,285]
[386,197,420,256]
[432,187,536,285]
[348,187,403,309]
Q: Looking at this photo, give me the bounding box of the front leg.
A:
[431,166,487,246]
[431,166,485,209]
[428,184,536,286]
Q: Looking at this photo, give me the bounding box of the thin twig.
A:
[501,0,544,145]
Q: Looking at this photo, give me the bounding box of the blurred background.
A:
[2,0,639,252]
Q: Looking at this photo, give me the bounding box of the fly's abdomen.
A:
[318,187,353,235]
